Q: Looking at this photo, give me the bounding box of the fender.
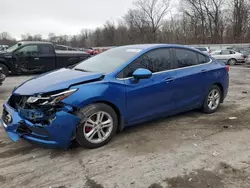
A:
[0,58,13,72]
[62,82,128,121]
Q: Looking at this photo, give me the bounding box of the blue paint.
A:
[1,44,229,148]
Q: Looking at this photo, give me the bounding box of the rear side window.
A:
[221,50,230,55]
[118,48,172,78]
[174,48,198,68]
[39,45,54,55]
[197,53,210,64]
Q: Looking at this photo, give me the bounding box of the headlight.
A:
[27,89,77,105]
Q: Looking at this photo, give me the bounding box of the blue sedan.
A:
[1,44,229,148]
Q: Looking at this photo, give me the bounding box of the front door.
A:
[117,48,178,123]
[13,45,41,73]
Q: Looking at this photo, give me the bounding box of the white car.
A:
[195,47,211,55]
[211,50,245,65]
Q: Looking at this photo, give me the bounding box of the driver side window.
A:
[117,48,172,78]
[16,45,38,56]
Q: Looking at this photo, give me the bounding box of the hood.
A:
[14,68,104,95]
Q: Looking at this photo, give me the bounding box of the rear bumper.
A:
[1,103,80,149]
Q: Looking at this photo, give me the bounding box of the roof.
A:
[118,44,198,51]
[18,41,53,45]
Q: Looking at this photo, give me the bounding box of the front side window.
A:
[174,48,199,68]
[16,45,38,56]
[118,48,172,78]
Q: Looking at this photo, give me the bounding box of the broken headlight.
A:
[26,89,77,106]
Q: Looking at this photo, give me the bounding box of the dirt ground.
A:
[0,67,250,188]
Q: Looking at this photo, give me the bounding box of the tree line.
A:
[1,0,250,48]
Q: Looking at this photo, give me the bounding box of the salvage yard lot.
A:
[0,67,250,188]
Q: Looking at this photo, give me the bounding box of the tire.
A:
[0,64,9,76]
[202,85,222,114]
[227,58,237,66]
[76,103,118,149]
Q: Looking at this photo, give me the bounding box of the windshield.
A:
[74,46,142,73]
[6,43,22,52]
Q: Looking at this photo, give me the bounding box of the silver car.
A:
[211,50,245,65]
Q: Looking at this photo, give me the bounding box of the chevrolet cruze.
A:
[1,44,229,149]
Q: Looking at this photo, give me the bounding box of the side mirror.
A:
[132,68,152,80]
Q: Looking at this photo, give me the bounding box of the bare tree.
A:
[134,0,171,42]
[230,0,250,42]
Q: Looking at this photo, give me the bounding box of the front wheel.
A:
[76,103,118,149]
[0,64,9,76]
[202,85,222,114]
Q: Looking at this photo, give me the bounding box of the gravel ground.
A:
[0,67,250,188]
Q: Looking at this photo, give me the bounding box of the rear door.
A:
[172,48,211,111]
[37,44,56,71]
[118,48,178,123]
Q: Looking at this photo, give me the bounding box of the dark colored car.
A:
[0,41,90,75]
[1,44,229,149]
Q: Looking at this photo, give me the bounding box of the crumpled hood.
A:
[13,68,104,95]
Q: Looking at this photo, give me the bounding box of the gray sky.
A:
[1,0,135,39]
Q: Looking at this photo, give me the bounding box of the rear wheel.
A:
[227,58,237,66]
[0,64,9,76]
[202,85,222,113]
[76,103,118,148]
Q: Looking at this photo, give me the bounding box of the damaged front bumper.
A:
[1,103,80,148]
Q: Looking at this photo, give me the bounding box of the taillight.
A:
[225,65,229,72]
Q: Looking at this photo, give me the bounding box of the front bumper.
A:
[1,103,80,148]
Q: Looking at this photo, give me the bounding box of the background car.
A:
[211,49,245,65]
[195,47,211,55]
[233,48,250,58]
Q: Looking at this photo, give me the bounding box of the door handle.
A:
[165,77,174,83]
[201,69,207,73]
[34,57,39,60]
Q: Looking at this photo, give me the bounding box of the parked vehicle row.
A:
[0,41,90,76]
[1,44,229,149]
[211,49,245,65]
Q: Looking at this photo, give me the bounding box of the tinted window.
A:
[118,48,172,78]
[175,48,198,68]
[17,45,38,56]
[197,53,210,64]
[39,45,54,55]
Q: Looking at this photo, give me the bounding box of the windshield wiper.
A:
[74,68,89,72]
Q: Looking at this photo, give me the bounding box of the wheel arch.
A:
[0,60,11,71]
[90,100,125,132]
[213,82,224,102]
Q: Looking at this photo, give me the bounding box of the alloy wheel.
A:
[207,89,221,111]
[83,111,114,144]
